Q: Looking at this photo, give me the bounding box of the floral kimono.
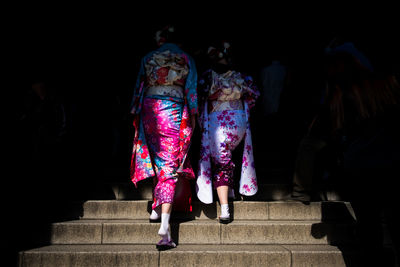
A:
[196,69,259,204]
[130,43,198,210]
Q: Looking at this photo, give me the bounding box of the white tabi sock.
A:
[150,209,160,220]
[149,206,161,220]
[158,213,171,240]
[220,204,230,218]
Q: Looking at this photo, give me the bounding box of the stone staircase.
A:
[18,177,363,267]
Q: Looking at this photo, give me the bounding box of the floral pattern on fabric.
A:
[153,179,176,208]
[198,69,259,110]
[141,96,194,210]
[130,44,197,188]
[209,110,246,188]
[130,43,198,116]
[196,69,259,204]
[145,50,189,87]
[143,97,182,182]
[131,95,195,187]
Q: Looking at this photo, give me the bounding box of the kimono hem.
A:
[196,101,258,204]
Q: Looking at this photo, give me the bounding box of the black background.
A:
[10,5,400,266]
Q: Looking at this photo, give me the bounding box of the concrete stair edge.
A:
[82,200,356,222]
[19,244,362,267]
[50,219,356,245]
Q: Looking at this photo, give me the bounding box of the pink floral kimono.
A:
[196,69,260,204]
[130,43,198,211]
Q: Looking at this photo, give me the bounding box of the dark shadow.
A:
[170,222,181,245]
[339,169,399,266]
[228,201,235,223]
[146,200,153,215]
[314,167,400,266]
[320,201,356,222]
[311,201,360,266]
[192,202,218,220]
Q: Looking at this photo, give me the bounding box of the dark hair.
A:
[154,24,182,45]
[325,52,400,132]
[206,40,234,67]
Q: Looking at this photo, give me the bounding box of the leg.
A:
[153,177,177,243]
[291,136,327,202]
[216,185,230,223]
[149,206,161,222]
[216,186,229,205]
[158,203,173,241]
[161,203,172,214]
[150,199,173,221]
[209,110,246,223]
[211,138,235,223]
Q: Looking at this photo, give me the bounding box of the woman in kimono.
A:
[196,41,259,223]
[130,25,198,249]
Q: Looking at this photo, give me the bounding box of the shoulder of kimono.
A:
[182,53,196,68]
[157,43,182,53]
[142,50,156,62]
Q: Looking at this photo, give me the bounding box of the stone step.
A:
[19,244,361,267]
[102,181,293,201]
[100,181,341,201]
[82,200,356,222]
[51,219,355,245]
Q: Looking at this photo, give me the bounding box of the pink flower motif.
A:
[243,184,250,192]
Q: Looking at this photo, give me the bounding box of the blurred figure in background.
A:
[260,56,287,117]
[22,80,66,166]
[325,53,400,265]
[289,48,400,265]
[289,38,378,203]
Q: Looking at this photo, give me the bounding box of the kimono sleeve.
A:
[243,74,260,109]
[129,56,147,115]
[184,55,198,115]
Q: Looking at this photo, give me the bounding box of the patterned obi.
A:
[145,85,184,99]
[209,99,243,113]
[206,70,249,113]
[145,49,189,88]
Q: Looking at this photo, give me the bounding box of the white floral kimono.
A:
[196,69,259,204]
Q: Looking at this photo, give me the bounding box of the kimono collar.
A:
[157,43,183,53]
